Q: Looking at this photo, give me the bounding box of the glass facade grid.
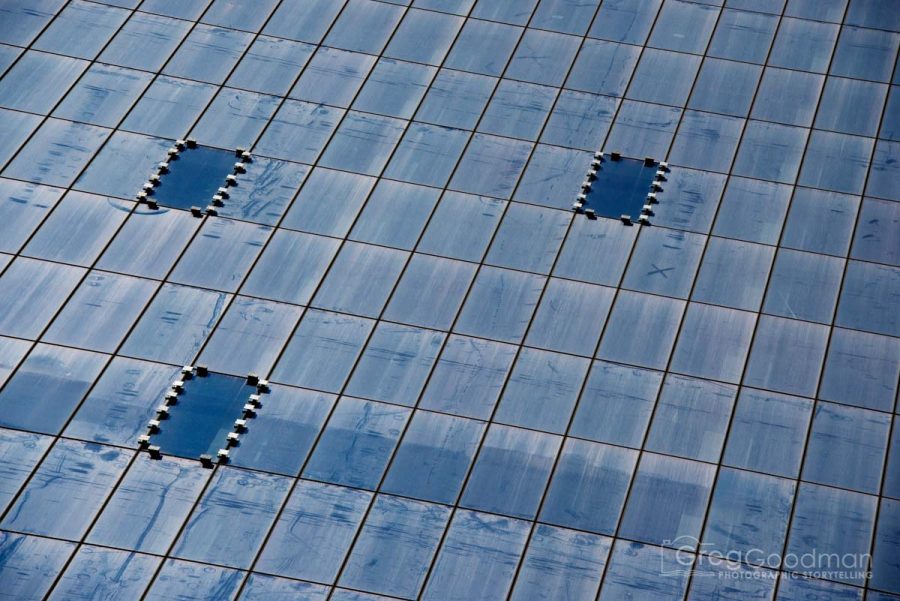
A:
[0,0,898,599]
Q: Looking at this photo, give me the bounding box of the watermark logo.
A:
[660,537,871,582]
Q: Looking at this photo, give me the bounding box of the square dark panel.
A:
[151,372,255,459]
[152,146,237,210]
[584,156,658,220]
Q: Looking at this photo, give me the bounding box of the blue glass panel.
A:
[121,284,229,365]
[820,327,900,412]
[263,0,344,44]
[589,0,662,45]
[0,180,63,255]
[802,401,890,494]
[87,455,210,554]
[646,375,737,462]
[471,0,536,25]
[191,88,280,150]
[273,309,374,392]
[173,467,291,568]
[671,303,754,384]
[151,372,258,459]
[570,361,663,448]
[3,118,110,187]
[598,290,686,370]
[144,559,243,601]
[0,50,87,114]
[23,191,130,266]
[54,64,152,128]
[303,397,410,489]
[243,230,339,304]
[0,343,107,434]
[215,157,308,225]
[384,122,470,188]
[623,227,706,298]
[340,495,450,598]
[0,532,74,601]
[689,58,761,117]
[800,130,873,195]
[255,100,343,164]
[752,68,823,127]
[43,271,158,353]
[815,77,887,137]
[510,524,610,601]
[420,336,517,419]
[354,58,436,120]
[324,0,404,55]
[415,69,495,130]
[203,0,279,32]
[346,323,445,406]
[525,278,614,356]
[318,112,406,177]
[75,131,171,200]
[444,19,521,77]
[782,187,858,257]
[599,540,690,601]
[2,439,130,539]
[852,197,900,266]
[871,498,900,594]
[486,203,569,273]
[0,0,65,46]
[198,298,299,375]
[0,257,85,339]
[669,111,744,173]
[382,411,484,504]
[541,439,637,535]
[831,25,899,82]
[449,133,533,199]
[384,254,477,330]
[228,36,315,96]
[461,424,561,519]
[256,480,372,583]
[122,76,217,139]
[456,265,545,342]
[687,556,776,600]
[541,90,618,151]
[96,206,201,280]
[163,25,253,84]
[868,140,900,202]
[140,0,210,19]
[733,120,808,184]
[170,218,271,293]
[349,180,441,249]
[282,167,376,237]
[240,574,329,601]
[836,260,900,337]
[47,546,159,601]
[769,17,838,74]
[417,191,505,262]
[421,510,530,601]
[385,8,463,65]
[228,387,334,476]
[153,146,242,211]
[786,483,876,585]
[290,46,376,108]
[692,238,773,311]
[312,242,407,318]
[776,575,862,601]
[480,80,557,141]
[722,388,812,478]
[554,216,637,285]
[712,176,791,245]
[0,429,52,514]
[99,12,191,71]
[763,249,843,324]
[494,348,589,434]
[618,453,715,548]
[506,29,580,86]
[649,0,718,53]
[645,166,727,234]
[745,316,829,397]
[65,358,181,446]
[532,0,601,35]
[605,100,681,159]
[567,40,642,97]
[627,48,702,107]
[703,468,794,567]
